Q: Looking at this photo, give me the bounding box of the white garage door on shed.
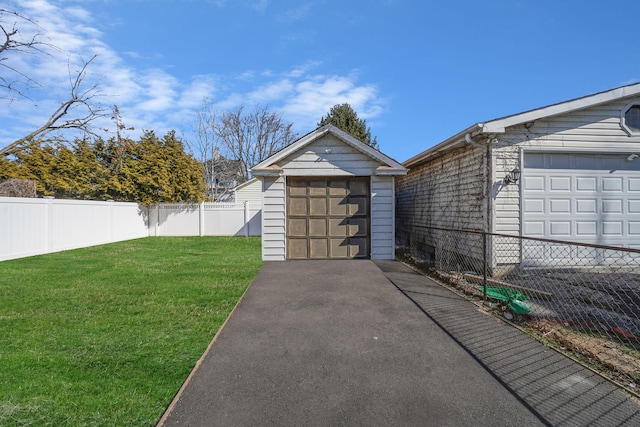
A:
[522,152,640,263]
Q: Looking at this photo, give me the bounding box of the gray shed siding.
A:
[371,175,396,259]
[261,176,286,261]
[278,135,381,176]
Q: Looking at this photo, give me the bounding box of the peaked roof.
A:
[404,82,640,167]
[251,124,407,176]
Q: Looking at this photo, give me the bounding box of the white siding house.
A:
[397,83,640,267]
[233,178,262,205]
[251,124,407,261]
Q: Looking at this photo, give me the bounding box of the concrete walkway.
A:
[158,260,640,426]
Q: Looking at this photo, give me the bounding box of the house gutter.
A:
[403,123,484,168]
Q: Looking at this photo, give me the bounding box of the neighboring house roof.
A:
[251,124,408,176]
[404,82,640,168]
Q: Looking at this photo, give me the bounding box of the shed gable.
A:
[277,134,383,177]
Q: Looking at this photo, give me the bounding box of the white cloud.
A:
[0,0,386,149]
[280,74,384,130]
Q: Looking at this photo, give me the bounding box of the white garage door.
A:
[522,152,640,265]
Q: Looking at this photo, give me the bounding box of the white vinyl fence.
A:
[149,202,261,237]
[0,197,149,261]
[1,197,261,262]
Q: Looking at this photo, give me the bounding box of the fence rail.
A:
[398,225,640,388]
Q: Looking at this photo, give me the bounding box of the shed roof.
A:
[404,82,640,168]
[251,124,407,176]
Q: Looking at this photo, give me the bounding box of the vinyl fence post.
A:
[482,231,488,300]
[199,201,205,237]
[244,201,249,237]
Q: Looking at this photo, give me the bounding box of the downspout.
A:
[465,133,483,148]
[465,132,492,289]
[463,133,489,233]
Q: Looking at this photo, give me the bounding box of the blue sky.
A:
[1,0,639,163]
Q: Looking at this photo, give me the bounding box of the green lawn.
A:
[0,237,263,426]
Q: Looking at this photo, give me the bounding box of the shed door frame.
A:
[286,176,371,260]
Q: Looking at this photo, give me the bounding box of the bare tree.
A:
[0,178,36,197]
[0,8,106,156]
[0,8,51,100]
[216,105,297,182]
[191,103,296,200]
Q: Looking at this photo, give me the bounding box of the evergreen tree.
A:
[317,103,378,149]
[0,131,206,204]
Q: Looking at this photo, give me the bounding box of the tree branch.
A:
[0,55,107,156]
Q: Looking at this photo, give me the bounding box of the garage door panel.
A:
[524,199,544,213]
[630,178,640,191]
[309,198,327,215]
[550,176,571,191]
[550,199,571,213]
[309,180,326,195]
[329,197,347,216]
[602,199,622,213]
[309,239,328,259]
[329,218,347,237]
[349,180,368,196]
[603,178,623,192]
[549,221,571,236]
[576,221,597,236]
[349,218,368,237]
[348,196,368,215]
[329,180,348,195]
[576,199,597,213]
[348,238,368,257]
[330,239,349,258]
[629,200,640,213]
[603,222,623,236]
[288,198,307,216]
[308,218,327,236]
[576,177,597,191]
[288,239,308,259]
[288,218,307,237]
[286,177,370,259]
[289,180,307,195]
[524,176,545,191]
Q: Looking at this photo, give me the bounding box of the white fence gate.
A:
[0,198,261,262]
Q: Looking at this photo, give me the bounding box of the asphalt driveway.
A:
[158,260,640,426]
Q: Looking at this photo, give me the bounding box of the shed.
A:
[233,178,262,205]
[251,124,407,261]
[396,82,640,267]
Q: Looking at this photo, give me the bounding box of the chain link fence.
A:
[397,225,640,389]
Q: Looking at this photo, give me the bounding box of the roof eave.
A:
[403,123,484,168]
[483,82,640,132]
